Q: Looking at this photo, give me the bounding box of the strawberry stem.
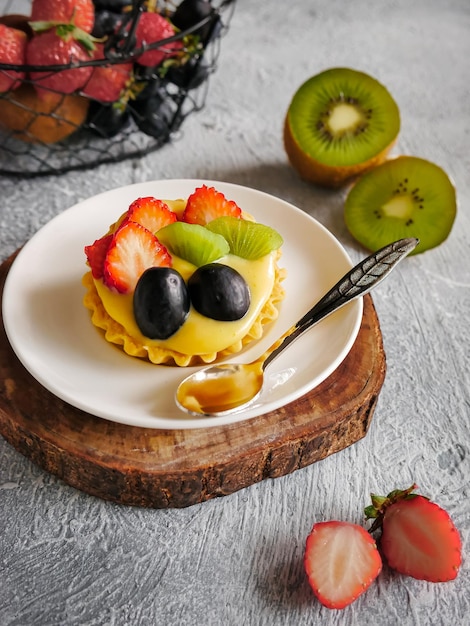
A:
[29,20,103,55]
[365,483,421,533]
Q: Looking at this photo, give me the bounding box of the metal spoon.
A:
[175,237,418,417]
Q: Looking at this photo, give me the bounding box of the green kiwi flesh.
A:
[287,67,400,167]
[157,221,229,266]
[207,217,283,260]
[344,156,456,254]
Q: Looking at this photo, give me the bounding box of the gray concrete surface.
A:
[1,0,469,624]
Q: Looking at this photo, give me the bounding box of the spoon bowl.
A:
[176,362,264,416]
[176,238,418,417]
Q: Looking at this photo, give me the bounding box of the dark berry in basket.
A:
[131,71,169,104]
[171,0,211,30]
[165,56,210,90]
[0,24,27,93]
[134,267,190,340]
[130,89,178,139]
[92,0,130,10]
[31,0,95,34]
[171,0,221,44]
[92,9,124,38]
[86,101,131,138]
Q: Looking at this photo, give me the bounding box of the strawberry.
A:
[0,25,27,93]
[103,222,172,293]
[304,521,382,609]
[27,26,96,97]
[81,43,133,103]
[124,197,178,233]
[84,233,113,279]
[30,0,95,34]
[134,12,183,67]
[182,185,242,225]
[365,484,462,582]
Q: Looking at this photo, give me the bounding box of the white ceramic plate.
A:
[2,179,362,429]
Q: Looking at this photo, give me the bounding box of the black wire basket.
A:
[0,0,236,177]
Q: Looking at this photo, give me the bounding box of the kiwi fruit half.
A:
[284,67,400,187]
[344,156,456,255]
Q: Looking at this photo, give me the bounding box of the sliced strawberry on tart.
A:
[182,185,242,225]
[124,197,178,234]
[103,222,172,294]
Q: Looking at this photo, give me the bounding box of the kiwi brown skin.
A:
[284,67,400,188]
[284,117,397,188]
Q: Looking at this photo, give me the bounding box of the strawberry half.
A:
[365,485,462,582]
[103,222,172,294]
[84,233,113,279]
[182,185,242,225]
[125,196,178,233]
[304,521,382,609]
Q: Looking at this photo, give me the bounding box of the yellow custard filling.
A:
[94,252,276,355]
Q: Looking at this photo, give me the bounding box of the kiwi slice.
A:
[344,156,456,255]
[206,217,283,259]
[284,67,400,187]
[157,221,229,266]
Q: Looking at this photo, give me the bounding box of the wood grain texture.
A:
[0,251,385,508]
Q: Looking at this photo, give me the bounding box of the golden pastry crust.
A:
[82,256,286,367]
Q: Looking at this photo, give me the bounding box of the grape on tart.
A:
[82,185,286,366]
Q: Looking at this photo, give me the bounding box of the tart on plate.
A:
[83,184,286,366]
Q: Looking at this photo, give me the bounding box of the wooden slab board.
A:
[0,251,386,508]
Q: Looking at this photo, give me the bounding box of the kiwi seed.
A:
[344,156,456,255]
[284,67,400,187]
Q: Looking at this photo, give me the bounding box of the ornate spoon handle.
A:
[262,237,418,370]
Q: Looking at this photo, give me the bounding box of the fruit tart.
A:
[82,185,286,366]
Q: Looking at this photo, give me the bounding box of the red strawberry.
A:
[82,43,133,103]
[304,521,382,609]
[0,25,27,93]
[134,12,182,67]
[31,0,95,34]
[182,185,242,225]
[84,233,113,279]
[366,485,462,582]
[103,222,172,293]
[27,27,95,97]
[125,197,178,233]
